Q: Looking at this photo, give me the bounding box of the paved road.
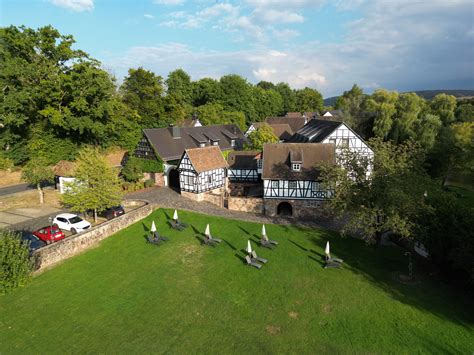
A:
[0,183,32,196]
[0,206,68,232]
[127,187,344,231]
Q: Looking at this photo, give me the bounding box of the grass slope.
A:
[1,209,473,353]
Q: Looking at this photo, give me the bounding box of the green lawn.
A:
[1,209,473,353]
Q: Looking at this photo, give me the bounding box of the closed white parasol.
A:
[151,221,157,233]
[247,240,253,254]
[204,223,210,237]
[262,224,267,237]
[325,241,330,257]
[173,209,178,221]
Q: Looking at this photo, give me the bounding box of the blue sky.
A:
[2,0,473,97]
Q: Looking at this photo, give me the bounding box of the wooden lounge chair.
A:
[251,250,268,264]
[169,220,185,231]
[260,238,275,249]
[207,235,222,243]
[147,235,161,245]
[245,255,262,269]
[202,236,218,246]
[153,231,169,242]
[324,256,343,269]
[176,219,189,228]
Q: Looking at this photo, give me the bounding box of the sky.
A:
[1,0,473,97]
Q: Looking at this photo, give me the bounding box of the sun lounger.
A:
[251,250,268,264]
[202,236,218,246]
[176,219,189,228]
[208,235,222,243]
[169,220,185,231]
[324,261,342,269]
[147,235,161,245]
[153,231,169,241]
[245,255,262,269]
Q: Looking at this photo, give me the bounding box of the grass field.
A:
[1,209,473,353]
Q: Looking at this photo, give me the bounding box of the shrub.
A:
[0,156,14,171]
[122,156,163,182]
[0,230,34,294]
[144,179,154,188]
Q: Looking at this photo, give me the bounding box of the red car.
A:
[33,225,65,244]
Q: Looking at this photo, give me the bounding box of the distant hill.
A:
[324,89,474,106]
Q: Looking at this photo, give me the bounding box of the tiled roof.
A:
[227,150,260,169]
[262,143,335,180]
[185,146,228,173]
[143,124,246,161]
[252,122,293,140]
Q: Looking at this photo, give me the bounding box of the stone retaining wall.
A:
[32,200,153,273]
[228,196,264,214]
[264,199,330,219]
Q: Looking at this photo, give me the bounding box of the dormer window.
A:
[230,139,236,147]
[292,163,301,171]
[212,140,219,146]
[199,143,205,148]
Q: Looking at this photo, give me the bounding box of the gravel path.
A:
[127,187,344,232]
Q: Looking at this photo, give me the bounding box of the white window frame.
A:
[292,163,301,171]
[271,180,278,188]
[230,139,236,147]
[289,181,297,189]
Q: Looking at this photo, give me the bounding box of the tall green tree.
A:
[318,139,430,245]
[252,86,284,121]
[191,77,222,106]
[366,89,398,139]
[430,94,457,124]
[120,67,165,128]
[245,123,278,151]
[61,147,123,222]
[334,84,367,134]
[166,69,192,105]
[21,156,55,204]
[274,82,296,114]
[391,93,425,143]
[295,87,324,113]
[455,103,474,122]
[220,74,256,124]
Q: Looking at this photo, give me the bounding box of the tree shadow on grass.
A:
[191,225,202,236]
[163,211,171,220]
[307,232,474,328]
[288,239,308,252]
[141,222,149,233]
[308,255,325,267]
[238,226,250,235]
[234,253,246,264]
[223,239,236,250]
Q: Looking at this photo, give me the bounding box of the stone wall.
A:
[181,187,224,207]
[228,196,264,214]
[264,199,329,219]
[32,200,153,272]
[143,172,165,187]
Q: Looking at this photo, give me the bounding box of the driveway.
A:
[0,183,32,197]
[127,187,343,231]
[0,206,67,231]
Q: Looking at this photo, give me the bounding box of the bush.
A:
[0,230,33,294]
[137,157,164,173]
[122,156,163,182]
[144,179,155,188]
[0,156,14,171]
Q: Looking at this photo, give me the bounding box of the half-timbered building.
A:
[261,143,335,218]
[177,146,228,201]
[227,151,260,182]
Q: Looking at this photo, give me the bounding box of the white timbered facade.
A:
[228,168,259,182]
[263,180,329,200]
[177,146,228,194]
[226,151,261,182]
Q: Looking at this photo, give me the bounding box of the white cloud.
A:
[49,0,93,12]
[153,0,185,5]
[272,28,300,41]
[144,14,155,19]
[253,9,304,24]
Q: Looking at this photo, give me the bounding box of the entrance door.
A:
[168,169,180,191]
[277,202,293,216]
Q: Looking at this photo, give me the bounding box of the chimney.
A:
[170,124,181,139]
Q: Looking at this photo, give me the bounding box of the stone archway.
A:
[168,168,180,191]
[277,202,293,217]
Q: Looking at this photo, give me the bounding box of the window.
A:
[230,139,236,147]
[271,180,278,188]
[292,163,301,171]
[312,182,319,191]
[289,181,297,189]
[208,175,212,183]
[329,138,336,145]
[184,175,194,186]
[257,159,263,169]
[212,141,219,146]
[199,143,205,148]
[341,138,349,147]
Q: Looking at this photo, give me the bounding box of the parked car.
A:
[21,232,46,252]
[53,213,91,234]
[33,226,65,244]
[100,205,125,220]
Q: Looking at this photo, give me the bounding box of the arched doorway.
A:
[168,168,180,191]
[277,202,293,216]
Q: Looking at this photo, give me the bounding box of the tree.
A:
[334,84,367,134]
[0,230,33,294]
[295,87,324,113]
[191,77,222,107]
[455,103,474,122]
[245,123,278,151]
[430,94,457,124]
[391,93,425,143]
[256,81,275,90]
[414,113,442,150]
[61,147,123,222]
[318,139,431,245]
[166,69,192,105]
[365,89,398,139]
[194,103,246,131]
[252,86,284,121]
[21,156,54,204]
[120,67,165,128]
[220,74,256,124]
[274,82,296,114]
